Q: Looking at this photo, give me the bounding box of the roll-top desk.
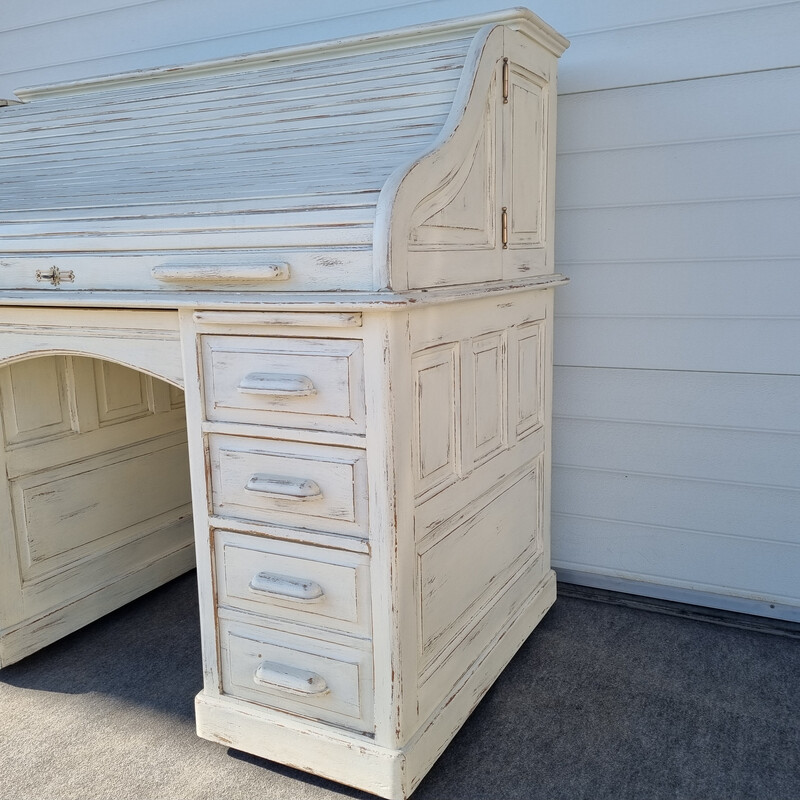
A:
[0,9,568,798]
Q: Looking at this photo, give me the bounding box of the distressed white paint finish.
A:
[0,353,193,666]
[0,0,796,654]
[0,10,563,297]
[0,36,473,290]
[0,13,566,798]
[1,1,796,98]
[215,529,372,637]
[208,434,370,537]
[190,288,559,799]
[201,335,366,434]
[218,616,375,733]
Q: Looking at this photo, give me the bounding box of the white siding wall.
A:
[2,1,799,620]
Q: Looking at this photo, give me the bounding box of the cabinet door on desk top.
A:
[201,336,365,434]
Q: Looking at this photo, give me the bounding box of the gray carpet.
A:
[1,572,798,800]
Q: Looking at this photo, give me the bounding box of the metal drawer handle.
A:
[249,572,324,602]
[254,661,329,696]
[245,473,322,500]
[237,372,316,397]
[151,263,290,282]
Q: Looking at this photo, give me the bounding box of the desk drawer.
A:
[219,618,373,734]
[201,336,365,434]
[208,434,368,537]
[214,530,371,637]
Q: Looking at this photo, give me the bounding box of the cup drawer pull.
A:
[245,473,322,500]
[249,572,324,602]
[253,661,329,696]
[151,263,290,282]
[237,373,316,397]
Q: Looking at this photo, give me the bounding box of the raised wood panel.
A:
[0,356,74,446]
[416,561,554,726]
[0,349,193,663]
[19,517,193,624]
[500,25,554,280]
[470,332,506,465]
[201,335,365,434]
[408,93,495,250]
[218,617,374,734]
[208,434,369,538]
[169,382,185,409]
[417,464,542,672]
[513,321,543,438]
[10,437,191,581]
[214,529,371,637]
[93,358,151,425]
[401,33,506,290]
[411,344,460,499]
[504,63,545,248]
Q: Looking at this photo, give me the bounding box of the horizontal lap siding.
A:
[3,1,797,99]
[3,1,799,619]
[553,60,800,619]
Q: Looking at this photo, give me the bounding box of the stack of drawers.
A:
[195,322,376,737]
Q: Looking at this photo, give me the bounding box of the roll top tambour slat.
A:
[0,10,566,294]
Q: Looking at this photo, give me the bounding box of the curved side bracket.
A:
[374,24,504,291]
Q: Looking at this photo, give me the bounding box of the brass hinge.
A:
[501,207,508,249]
[502,57,509,104]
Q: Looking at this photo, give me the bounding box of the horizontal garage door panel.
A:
[556,198,800,264]
[555,3,800,93]
[554,367,800,432]
[555,261,800,319]
[553,512,800,610]
[553,466,800,550]
[554,316,800,374]
[558,67,800,152]
[558,134,800,208]
[554,417,800,490]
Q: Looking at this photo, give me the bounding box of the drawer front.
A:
[215,530,371,636]
[208,434,368,537]
[201,335,365,433]
[219,619,374,734]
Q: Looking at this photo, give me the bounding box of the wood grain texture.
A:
[2,0,792,98]
[0,354,193,666]
[0,33,475,291]
[0,13,566,799]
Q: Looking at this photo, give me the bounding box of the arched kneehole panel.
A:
[0,354,195,668]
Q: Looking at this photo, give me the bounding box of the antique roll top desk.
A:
[0,9,568,798]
